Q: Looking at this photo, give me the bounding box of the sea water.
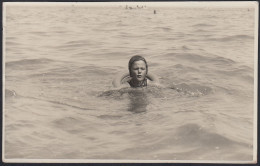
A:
[4,4,255,161]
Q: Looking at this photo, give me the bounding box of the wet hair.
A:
[128,55,148,77]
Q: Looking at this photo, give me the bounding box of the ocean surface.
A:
[4,4,256,161]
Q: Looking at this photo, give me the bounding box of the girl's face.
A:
[130,60,147,82]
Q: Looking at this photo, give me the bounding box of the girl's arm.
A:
[112,72,130,88]
[146,73,159,83]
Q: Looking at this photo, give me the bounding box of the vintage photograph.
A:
[3,1,258,163]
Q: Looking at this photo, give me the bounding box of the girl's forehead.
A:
[132,60,146,65]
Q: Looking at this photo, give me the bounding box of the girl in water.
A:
[113,55,159,88]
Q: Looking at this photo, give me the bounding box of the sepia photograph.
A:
[2,1,258,163]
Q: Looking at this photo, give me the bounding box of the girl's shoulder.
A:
[122,76,132,84]
[120,76,131,88]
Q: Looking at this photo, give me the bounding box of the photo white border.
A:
[2,1,258,163]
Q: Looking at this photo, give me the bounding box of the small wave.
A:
[116,22,128,27]
[5,90,92,111]
[61,43,88,48]
[206,35,254,42]
[160,53,205,61]
[53,117,85,127]
[160,53,235,65]
[76,65,113,76]
[194,29,210,33]
[192,23,215,27]
[206,15,218,19]
[174,123,243,147]
[29,65,112,78]
[215,66,254,83]
[6,58,54,68]
[213,56,235,65]
[97,114,123,120]
[56,40,95,49]
[52,30,68,34]
[230,66,254,75]
[65,40,89,45]
[182,45,190,50]
[154,27,172,31]
[170,83,213,96]
[171,64,199,72]
[37,98,93,111]
[161,27,172,31]
[31,31,49,36]
[101,51,128,58]
[149,62,161,67]
[160,53,212,64]
[52,117,89,134]
[6,36,17,40]
[165,37,176,41]
[57,43,92,49]
[5,41,22,46]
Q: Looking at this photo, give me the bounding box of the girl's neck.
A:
[130,78,147,87]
